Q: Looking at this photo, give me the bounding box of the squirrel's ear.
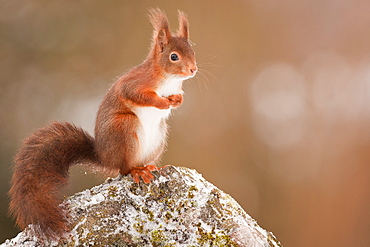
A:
[156,28,171,51]
[177,10,189,40]
[149,8,171,52]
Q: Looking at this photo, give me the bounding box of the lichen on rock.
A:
[1,166,282,247]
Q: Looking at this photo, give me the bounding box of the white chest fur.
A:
[156,75,184,97]
[134,76,185,161]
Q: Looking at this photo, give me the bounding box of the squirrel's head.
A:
[148,8,197,79]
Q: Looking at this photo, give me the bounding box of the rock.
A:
[1,166,282,247]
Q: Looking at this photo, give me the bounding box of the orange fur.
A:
[9,122,96,239]
[9,8,197,240]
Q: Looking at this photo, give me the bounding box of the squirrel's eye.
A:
[170,53,179,61]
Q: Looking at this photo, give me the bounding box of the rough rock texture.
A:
[2,166,282,247]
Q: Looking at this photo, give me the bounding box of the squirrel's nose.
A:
[190,65,198,75]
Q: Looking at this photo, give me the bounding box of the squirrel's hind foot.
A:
[129,165,160,183]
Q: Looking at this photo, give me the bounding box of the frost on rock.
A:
[1,166,282,247]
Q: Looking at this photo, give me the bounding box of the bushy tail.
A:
[9,122,97,239]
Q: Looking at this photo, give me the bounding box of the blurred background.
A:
[1,0,369,246]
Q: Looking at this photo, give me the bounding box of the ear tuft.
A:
[177,10,189,40]
[148,8,171,51]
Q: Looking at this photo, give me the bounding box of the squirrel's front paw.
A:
[167,94,183,107]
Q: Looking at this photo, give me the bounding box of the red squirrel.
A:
[9,8,197,240]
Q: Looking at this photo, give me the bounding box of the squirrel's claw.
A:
[130,165,159,183]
